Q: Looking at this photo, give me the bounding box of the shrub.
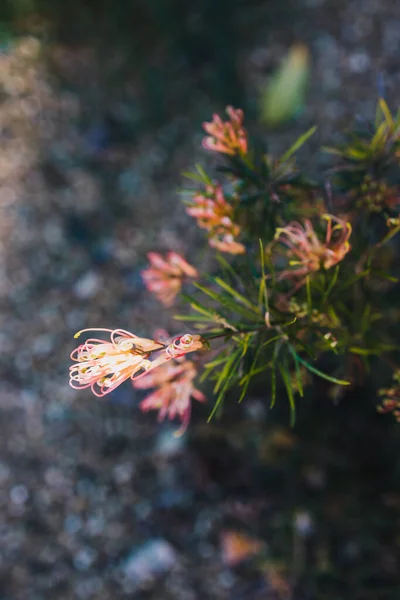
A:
[70,100,400,432]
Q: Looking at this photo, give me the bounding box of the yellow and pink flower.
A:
[69,328,164,397]
[378,371,400,422]
[220,530,263,566]
[141,252,198,307]
[273,214,351,287]
[69,329,204,399]
[186,183,245,255]
[133,336,206,435]
[202,106,248,156]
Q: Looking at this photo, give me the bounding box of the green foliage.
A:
[259,43,311,127]
[175,98,400,426]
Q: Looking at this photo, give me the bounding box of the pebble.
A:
[73,271,102,299]
[10,484,29,505]
[64,514,83,535]
[294,510,314,536]
[73,547,98,571]
[154,426,186,457]
[122,539,179,583]
[348,51,370,74]
[112,463,134,485]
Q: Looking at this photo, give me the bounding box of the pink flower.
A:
[273,214,351,287]
[141,252,198,307]
[70,330,205,399]
[378,371,400,422]
[202,106,248,156]
[69,328,164,397]
[186,183,245,255]
[133,351,206,435]
[209,233,246,255]
[220,530,263,566]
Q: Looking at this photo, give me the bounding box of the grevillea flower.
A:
[141,252,198,307]
[70,330,205,400]
[133,333,206,435]
[186,183,245,255]
[273,214,351,286]
[69,328,165,397]
[220,530,263,566]
[378,371,400,422]
[202,106,248,156]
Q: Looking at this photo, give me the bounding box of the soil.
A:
[0,1,399,598]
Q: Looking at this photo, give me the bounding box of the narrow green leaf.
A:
[182,171,206,183]
[262,334,283,347]
[238,336,264,402]
[370,121,389,154]
[258,239,269,315]
[195,163,211,182]
[213,347,242,394]
[293,356,304,398]
[371,271,398,283]
[279,363,296,427]
[213,277,260,315]
[305,275,312,312]
[270,367,277,408]
[194,281,260,321]
[215,254,241,283]
[260,43,310,126]
[349,345,398,356]
[280,126,317,163]
[180,294,215,318]
[208,350,243,421]
[339,269,371,291]
[378,97,394,127]
[289,347,350,386]
[322,265,340,304]
[173,314,215,322]
[379,225,400,247]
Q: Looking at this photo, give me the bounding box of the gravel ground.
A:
[1,1,400,598]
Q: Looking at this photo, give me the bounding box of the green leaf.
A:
[208,348,244,421]
[280,126,317,163]
[173,314,215,322]
[293,355,304,398]
[180,294,216,319]
[289,347,350,386]
[213,277,260,315]
[370,121,389,154]
[322,265,340,304]
[379,225,400,247]
[270,367,277,408]
[213,346,243,394]
[260,43,310,126]
[262,334,283,347]
[279,363,296,427]
[305,275,312,312]
[194,281,260,321]
[379,98,394,126]
[258,239,269,315]
[238,335,264,402]
[339,269,371,291]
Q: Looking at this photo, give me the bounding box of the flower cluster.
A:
[69,100,400,433]
[141,251,198,307]
[356,176,400,213]
[202,106,248,156]
[133,354,206,436]
[186,183,245,254]
[70,328,203,406]
[378,371,400,422]
[272,214,352,288]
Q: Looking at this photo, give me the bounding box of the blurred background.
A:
[0,1,400,598]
